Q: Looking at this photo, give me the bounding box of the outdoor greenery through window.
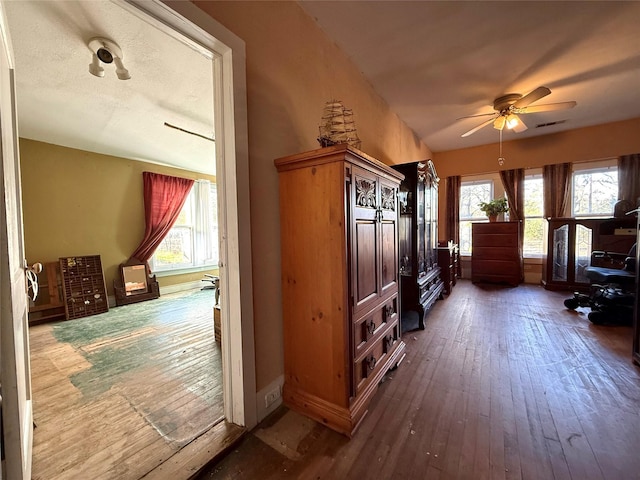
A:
[150,180,219,272]
[572,166,618,217]
[523,174,545,257]
[459,180,492,255]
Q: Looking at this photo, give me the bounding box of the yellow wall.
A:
[192,1,432,392]
[433,117,640,242]
[432,117,640,283]
[20,138,217,294]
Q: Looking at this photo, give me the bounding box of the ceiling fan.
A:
[460,86,576,138]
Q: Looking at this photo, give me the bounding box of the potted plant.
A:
[478,197,509,222]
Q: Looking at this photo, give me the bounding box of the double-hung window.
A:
[459,180,493,255]
[572,163,618,218]
[523,172,545,257]
[150,180,218,273]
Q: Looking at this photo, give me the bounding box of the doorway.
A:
[4,0,254,476]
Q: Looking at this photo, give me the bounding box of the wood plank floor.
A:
[196,280,640,480]
[29,288,236,480]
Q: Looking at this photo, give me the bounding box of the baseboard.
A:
[256,374,284,423]
[160,280,203,295]
[107,281,203,308]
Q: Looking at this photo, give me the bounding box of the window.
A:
[459,180,493,255]
[572,166,618,217]
[150,180,218,272]
[523,173,545,257]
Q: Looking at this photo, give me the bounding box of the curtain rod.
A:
[164,122,215,143]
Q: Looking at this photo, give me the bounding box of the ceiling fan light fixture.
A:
[493,116,506,130]
[506,114,519,129]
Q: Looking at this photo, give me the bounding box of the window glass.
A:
[523,174,545,257]
[572,168,618,217]
[459,180,492,255]
[151,181,218,272]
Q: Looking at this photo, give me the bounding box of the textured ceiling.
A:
[3,1,640,170]
[300,1,640,152]
[5,0,216,175]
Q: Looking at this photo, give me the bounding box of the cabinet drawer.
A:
[472,233,518,248]
[353,321,400,396]
[472,246,519,261]
[353,295,398,353]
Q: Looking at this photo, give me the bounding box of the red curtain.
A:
[130,172,194,265]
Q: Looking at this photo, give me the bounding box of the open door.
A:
[0,2,33,478]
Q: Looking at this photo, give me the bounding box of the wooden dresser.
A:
[471,222,522,286]
[275,144,407,437]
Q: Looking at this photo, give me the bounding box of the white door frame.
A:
[121,0,256,429]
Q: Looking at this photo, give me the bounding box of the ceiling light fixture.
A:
[506,114,519,129]
[87,37,130,80]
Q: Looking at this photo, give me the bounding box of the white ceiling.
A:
[300,1,640,152]
[4,0,216,175]
[3,0,640,173]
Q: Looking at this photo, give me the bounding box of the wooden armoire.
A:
[275,144,407,437]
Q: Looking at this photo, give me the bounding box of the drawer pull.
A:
[366,319,376,335]
[366,355,377,372]
[384,304,395,319]
[384,334,395,351]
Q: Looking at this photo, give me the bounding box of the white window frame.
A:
[522,170,545,258]
[459,173,505,256]
[150,181,219,276]
[571,159,619,218]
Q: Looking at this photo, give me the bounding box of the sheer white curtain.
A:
[193,180,219,266]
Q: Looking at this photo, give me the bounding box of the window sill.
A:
[152,264,218,277]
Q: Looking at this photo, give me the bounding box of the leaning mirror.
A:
[122,264,148,296]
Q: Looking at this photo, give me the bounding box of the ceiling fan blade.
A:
[456,111,496,121]
[461,117,496,137]
[513,86,551,108]
[518,101,577,113]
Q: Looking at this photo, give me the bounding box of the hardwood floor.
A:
[29,288,239,480]
[196,280,640,480]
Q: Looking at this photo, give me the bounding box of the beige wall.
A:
[433,117,640,242]
[192,1,433,392]
[433,117,640,283]
[20,138,217,294]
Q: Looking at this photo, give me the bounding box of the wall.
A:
[191,1,432,393]
[433,117,640,283]
[20,138,217,295]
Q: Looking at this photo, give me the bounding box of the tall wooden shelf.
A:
[392,160,443,329]
[60,255,109,320]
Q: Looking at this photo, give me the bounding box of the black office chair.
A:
[564,243,637,325]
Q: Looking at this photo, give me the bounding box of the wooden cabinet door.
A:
[350,166,399,313]
[351,166,380,312]
[379,176,399,297]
